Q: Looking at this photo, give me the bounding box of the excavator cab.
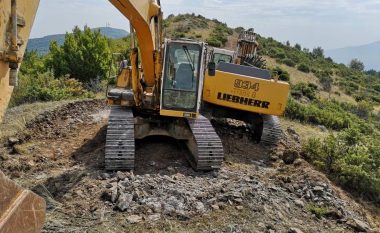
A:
[160,40,207,118]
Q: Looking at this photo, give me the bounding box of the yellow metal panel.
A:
[0,0,40,123]
[108,0,159,87]
[160,109,198,119]
[116,68,131,88]
[0,63,13,123]
[203,71,290,116]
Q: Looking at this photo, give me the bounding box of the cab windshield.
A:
[162,42,202,112]
[213,53,232,64]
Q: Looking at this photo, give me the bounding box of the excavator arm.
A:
[0,0,40,122]
[109,0,161,87]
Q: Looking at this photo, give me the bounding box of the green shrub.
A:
[282,58,296,67]
[10,72,94,106]
[291,82,318,100]
[298,63,310,73]
[271,67,290,81]
[302,129,380,206]
[285,98,373,131]
[308,203,330,219]
[206,37,223,47]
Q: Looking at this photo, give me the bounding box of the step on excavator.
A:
[0,1,289,232]
[203,29,290,145]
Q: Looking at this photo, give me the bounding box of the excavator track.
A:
[261,115,283,146]
[187,116,224,171]
[105,106,135,170]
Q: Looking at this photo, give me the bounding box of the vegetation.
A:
[164,14,233,48]
[302,129,380,205]
[349,58,365,72]
[308,203,330,219]
[46,26,111,84]
[11,26,128,106]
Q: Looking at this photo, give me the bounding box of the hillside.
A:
[3,13,380,232]
[326,41,380,71]
[27,27,129,54]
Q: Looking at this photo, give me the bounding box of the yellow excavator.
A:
[203,29,290,144]
[0,1,289,232]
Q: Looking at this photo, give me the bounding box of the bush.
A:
[206,37,223,47]
[291,83,318,100]
[271,67,290,81]
[10,72,94,106]
[298,63,310,73]
[302,129,380,206]
[319,76,333,93]
[282,58,296,67]
[285,98,372,131]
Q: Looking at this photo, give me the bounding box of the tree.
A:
[294,43,302,51]
[46,26,111,85]
[312,47,324,58]
[349,59,365,72]
[319,76,333,94]
[19,50,46,76]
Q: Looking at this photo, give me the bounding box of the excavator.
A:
[0,1,289,232]
[203,29,290,144]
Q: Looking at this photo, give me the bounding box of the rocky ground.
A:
[0,100,379,233]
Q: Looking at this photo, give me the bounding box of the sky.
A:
[30,0,380,50]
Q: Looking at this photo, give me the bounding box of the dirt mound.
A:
[24,99,105,140]
[0,100,379,232]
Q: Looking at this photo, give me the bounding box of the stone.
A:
[288,227,304,233]
[211,204,219,210]
[287,127,297,135]
[347,218,370,232]
[294,159,303,166]
[317,125,328,132]
[8,137,20,146]
[236,206,244,210]
[313,186,324,192]
[163,204,175,215]
[167,166,176,173]
[146,214,161,222]
[111,186,118,203]
[147,202,162,213]
[101,173,111,180]
[282,149,300,165]
[127,215,142,224]
[116,171,127,181]
[294,199,305,208]
[117,193,133,211]
[195,202,205,213]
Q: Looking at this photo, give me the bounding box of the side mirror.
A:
[208,62,216,76]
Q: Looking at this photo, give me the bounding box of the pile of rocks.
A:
[99,164,374,232]
[101,168,260,222]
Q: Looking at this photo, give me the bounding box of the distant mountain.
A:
[326,41,380,71]
[27,27,129,54]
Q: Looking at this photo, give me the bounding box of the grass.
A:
[280,118,332,143]
[308,203,330,219]
[265,56,357,104]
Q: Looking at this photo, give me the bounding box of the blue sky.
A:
[30,0,380,50]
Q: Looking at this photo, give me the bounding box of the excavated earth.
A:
[0,100,379,233]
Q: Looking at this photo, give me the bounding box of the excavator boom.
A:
[109,0,161,87]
